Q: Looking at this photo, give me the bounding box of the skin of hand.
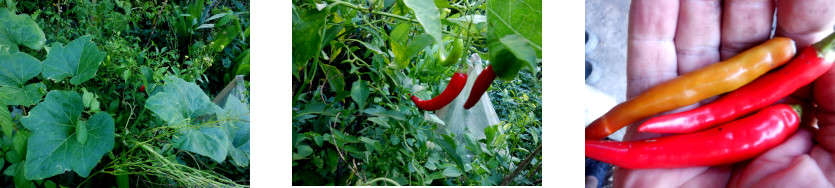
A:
[616,0,835,187]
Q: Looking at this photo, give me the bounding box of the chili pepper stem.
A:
[789,104,803,118]
[813,32,835,62]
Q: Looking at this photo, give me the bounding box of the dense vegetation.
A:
[292,0,542,186]
[0,0,250,187]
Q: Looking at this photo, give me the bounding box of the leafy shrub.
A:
[0,0,250,186]
[292,0,541,185]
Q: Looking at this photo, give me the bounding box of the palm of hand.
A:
[616,0,835,187]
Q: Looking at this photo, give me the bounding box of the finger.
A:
[674,0,722,74]
[815,110,835,151]
[720,0,775,60]
[626,0,679,99]
[778,0,835,113]
[745,155,830,188]
[613,166,715,188]
[810,146,835,185]
[775,0,835,48]
[815,51,835,152]
[678,165,733,188]
[728,129,814,188]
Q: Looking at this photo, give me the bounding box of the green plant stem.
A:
[293,60,320,104]
[325,0,418,24]
[364,177,401,186]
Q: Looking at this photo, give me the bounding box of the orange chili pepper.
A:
[585,37,796,140]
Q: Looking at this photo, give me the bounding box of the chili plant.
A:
[292,0,541,186]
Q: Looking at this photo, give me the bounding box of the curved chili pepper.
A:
[639,33,835,133]
[439,38,464,67]
[411,72,467,111]
[585,37,795,140]
[463,65,495,109]
[585,104,800,169]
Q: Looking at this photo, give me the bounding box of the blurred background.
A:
[585,0,629,141]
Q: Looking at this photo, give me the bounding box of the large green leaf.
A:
[222,95,249,167]
[235,49,250,76]
[0,52,40,88]
[0,8,46,52]
[145,76,221,126]
[0,83,45,106]
[175,125,230,163]
[145,76,230,162]
[208,18,241,52]
[20,91,115,180]
[292,7,328,79]
[393,33,434,68]
[486,0,541,57]
[41,35,107,85]
[491,34,538,80]
[0,52,45,106]
[402,0,443,55]
[388,23,410,69]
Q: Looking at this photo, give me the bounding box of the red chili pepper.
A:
[585,104,800,169]
[411,72,468,111]
[463,65,495,109]
[639,33,835,134]
[585,37,794,140]
[139,85,145,93]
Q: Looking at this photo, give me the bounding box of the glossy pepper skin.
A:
[585,37,796,140]
[411,72,467,111]
[463,65,495,109]
[639,33,835,134]
[585,104,800,169]
[439,39,464,67]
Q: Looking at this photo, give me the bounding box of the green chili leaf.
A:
[351,80,369,110]
[486,0,541,57]
[319,62,345,94]
[402,0,443,56]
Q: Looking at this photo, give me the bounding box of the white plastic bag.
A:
[433,54,501,140]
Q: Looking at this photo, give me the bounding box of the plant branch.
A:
[527,163,541,179]
[144,0,168,48]
[364,177,401,186]
[499,143,541,186]
[328,116,366,183]
[324,0,417,23]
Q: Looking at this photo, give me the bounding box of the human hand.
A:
[617,0,835,187]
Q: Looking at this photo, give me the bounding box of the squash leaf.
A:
[0,52,45,106]
[0,8,46,52]
[222,94,249,167]
[0,102,12,138]
[145,76,230,163]
[20,91,115,180]
[41,35,106,85]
